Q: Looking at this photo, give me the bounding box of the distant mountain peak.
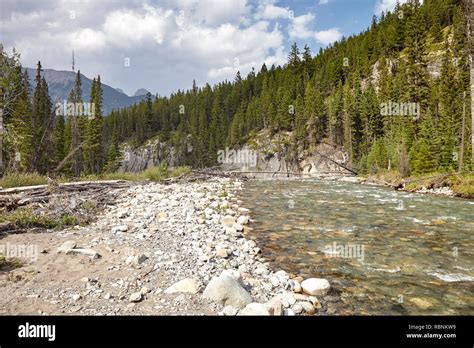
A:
[23,67,147,115]
[133,88,150,97]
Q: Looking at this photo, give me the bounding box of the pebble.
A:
[129,292,143,303]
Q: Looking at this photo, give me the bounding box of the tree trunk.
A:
[460,92,466,172]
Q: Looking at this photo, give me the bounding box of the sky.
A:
[0,0,407,96]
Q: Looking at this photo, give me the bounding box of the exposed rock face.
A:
[119,130,352,177]
[221,136,351,178]
[120,138,181,172]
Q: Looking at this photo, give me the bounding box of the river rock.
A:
[285,279,301,293]
[157,212,168,222]
[112,225,128,233]
[237,215,249,225]
[238,207,250,214]
[221,269,244,286]
[222,306,238,316]
[301,278,330,296]
[164,278,200,294]
[66,248,101,259]
[117,210,129,218]
[308,296,321,308]
[238,303,270,316]
[292,303,304,314]
[57,241,77,253]
[203,273,252,309]
[125,253,148,266]
[221,216,236,227]
[264,297,283,316]
[129,292,143,303]
[299,301,316,314]
[215,246,228,258]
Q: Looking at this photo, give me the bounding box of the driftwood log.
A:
[0,180,132,211]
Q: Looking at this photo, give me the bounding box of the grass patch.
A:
[81,165,191,183]
[447,173,474,198]
[0,172,48,189]
[0,253,23,271]
[169,166,191,178]
[0,207,78,230]
[142,164,169,181]
[0,165,192,189]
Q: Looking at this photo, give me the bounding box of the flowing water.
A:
[239,180,474,315]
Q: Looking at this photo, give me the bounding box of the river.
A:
[240,179,474,315]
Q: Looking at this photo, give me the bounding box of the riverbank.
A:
[361,171,474,199]
[0,178,328,316]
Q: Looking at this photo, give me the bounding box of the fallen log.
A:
[0,180,132,195]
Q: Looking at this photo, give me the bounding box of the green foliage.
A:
[0,172,48,188]
[0,207,77,229]
[367,138,389,173]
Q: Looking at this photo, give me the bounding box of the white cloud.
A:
[288,13,315,40]
[314,28,342,45]
[289,13,342,46]
[170,0,250,26]
[1,0,345,95]
[103,6,173,46]
[174,21,284,79]
[256,1,291,20]
[373,0,420,15]
[68,28,106,50]
[319,0,329,5]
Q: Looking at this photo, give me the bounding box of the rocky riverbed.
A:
[0,178,330,316]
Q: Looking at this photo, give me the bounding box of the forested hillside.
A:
[0,0,472,178]
[106,0,472,175]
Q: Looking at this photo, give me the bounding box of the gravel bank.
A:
[0,178,329,316]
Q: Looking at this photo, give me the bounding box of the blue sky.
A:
[0,0,404,95]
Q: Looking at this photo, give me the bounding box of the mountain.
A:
[115,88,126,95]
[133,88,150,97]
[23,68,147,115]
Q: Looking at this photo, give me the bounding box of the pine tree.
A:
[67,70,85,176]
[84,76,104,174]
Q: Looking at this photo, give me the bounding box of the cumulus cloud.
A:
[256,0,291,20]
[319,0,330,5]
[314,28,342,45]
[0,0,342,95]
[373,0,421,15]
[289,13,341,45]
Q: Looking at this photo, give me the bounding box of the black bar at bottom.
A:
[0,316,472,346]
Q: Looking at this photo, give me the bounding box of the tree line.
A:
[0,52,106,177]
[105,0,472,175]
[0,0,472,178]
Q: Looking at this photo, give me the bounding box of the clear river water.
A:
[239,179,474,315]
